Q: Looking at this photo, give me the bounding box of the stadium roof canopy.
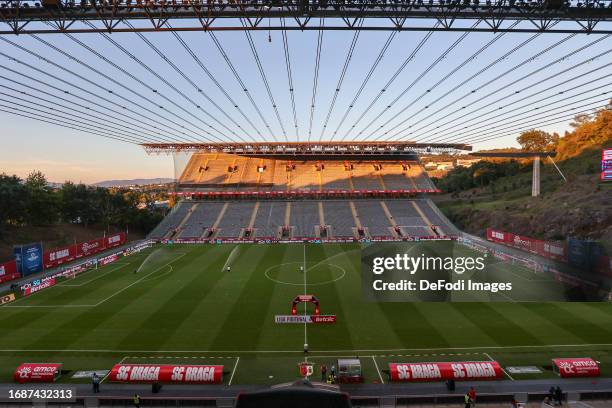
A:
[142,141,472,155]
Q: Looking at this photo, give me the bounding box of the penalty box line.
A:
[3,253,186,309]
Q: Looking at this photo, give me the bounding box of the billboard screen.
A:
[14,243,44,276]
[602,148,612,181]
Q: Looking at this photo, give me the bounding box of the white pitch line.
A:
[372,355,385,384]
[484,352,514,381]
[303,244,308,360]
[1,343,611,354]
[228,356,240,386]
[93,253,186,306]
[101,356,126,383]
[58,262,132,287]
[3,254,186,309]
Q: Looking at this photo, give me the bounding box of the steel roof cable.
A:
[401,33,609,141]
[421,68,612,141]
[350,20,481,141]
[0,88,159,143]
[0,62,195,144]
[424,47,612,143]
[208,31,277,140]
[331,30,398,140]
[456,102,611,144]
[320,18,364,141]
[463,105,610,145]
[123,20,251,143]
[35,27,224,142]
[239,19,288,141]
[308,17,325,142]
[281,17,300,140]
[79,23,233,143]
[167,25,265,139]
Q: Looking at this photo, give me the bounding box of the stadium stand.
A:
[290,201,320,237]
[217,202,256,238]
[353,201,392,237]
[178,153,434,192]
[322,201,356,238]
[149,202,191,239]
[150,147,459,242]
[384,200,433,237]
[253,201,287,238]
[178,202,225,238]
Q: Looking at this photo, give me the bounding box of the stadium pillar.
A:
[532,156,541,197]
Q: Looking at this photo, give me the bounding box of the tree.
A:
[0,174,28,233]
[24,171,58,226]
[517,129,558,152]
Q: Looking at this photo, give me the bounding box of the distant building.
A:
[455,158,481,167]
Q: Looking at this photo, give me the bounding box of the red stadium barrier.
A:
[43,244,77,269]
[171,189,441,200]
[76,237,106,258]
[486,228,567,262]
[106,232,126,248]
[388,361,503,382]
[0,259,20,283]
[108,364,223,384]
[14,363,63,383]
[552,358,600,378]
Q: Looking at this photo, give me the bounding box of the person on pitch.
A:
[227,265,231,272]
[300,265,304,272]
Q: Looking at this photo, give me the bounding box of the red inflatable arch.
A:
[292,295,320,315]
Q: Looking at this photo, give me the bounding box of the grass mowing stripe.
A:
[526,303,612,343]
[112,246,232,351]
[208,245,288,350]
[452,303,543,347]
[21,251,191,351]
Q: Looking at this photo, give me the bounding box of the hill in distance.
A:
[93,178,175,188]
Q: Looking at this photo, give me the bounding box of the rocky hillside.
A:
[433,107,612,245]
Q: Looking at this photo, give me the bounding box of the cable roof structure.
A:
[1,0,611,34]
[0,1,609,151]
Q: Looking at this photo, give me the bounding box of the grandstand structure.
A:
[148,142,463,241]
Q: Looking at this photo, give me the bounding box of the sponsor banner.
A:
[552,358,600,378]
[388,361,503,382]
[274,315,337,324]
[106,232,126,248]
[14,363,62,383]
[98,253,120,267]
[14,243,44,276]
[108,364,223,384]
[43,244,77,269]
[506,366,542,374]
[23,277,56,296]
[76,238,106,258]
[71,370,109,379]
[0,259,20,283]
[0,293,16,305]
[486,228,566,262]
[602,148,612,181]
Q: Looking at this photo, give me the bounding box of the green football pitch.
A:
[1,243,611,384]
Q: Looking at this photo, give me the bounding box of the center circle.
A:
[264,262,346,286]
